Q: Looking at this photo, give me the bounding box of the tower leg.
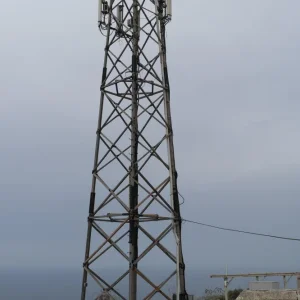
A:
[157,2,188,298]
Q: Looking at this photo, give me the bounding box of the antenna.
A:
[167,0,172,20]
[98,0,103,27]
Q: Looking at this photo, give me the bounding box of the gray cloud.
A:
[1,0,300,273]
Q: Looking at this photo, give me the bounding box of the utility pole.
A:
[81,0,188,299]
[224,265,228,300]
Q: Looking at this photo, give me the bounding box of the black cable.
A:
[178,191,185,205]
[182,219,300,242]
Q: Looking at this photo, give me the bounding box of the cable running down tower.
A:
[81,0,188,299]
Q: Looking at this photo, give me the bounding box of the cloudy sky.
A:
[1,0,300,275]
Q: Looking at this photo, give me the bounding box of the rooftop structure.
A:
[210,272,300,300]
[237,290,300,300]
[248,281,280,291]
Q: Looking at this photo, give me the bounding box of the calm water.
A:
[0,268,215,299]
[0,268,294,299]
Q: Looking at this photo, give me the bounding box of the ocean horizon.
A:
[1,267,296,299]
[0,267,225,299]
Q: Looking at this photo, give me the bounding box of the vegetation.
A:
[196,288,243,300]
[227,289,243,300]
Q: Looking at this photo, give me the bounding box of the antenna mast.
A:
[81,1,188,299]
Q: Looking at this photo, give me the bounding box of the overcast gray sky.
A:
[1,0,300,273]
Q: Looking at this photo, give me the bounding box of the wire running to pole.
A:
[182,219,300,242]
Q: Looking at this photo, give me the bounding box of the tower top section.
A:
[98,0,172,33]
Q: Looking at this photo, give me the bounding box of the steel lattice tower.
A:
[81,1,188,299]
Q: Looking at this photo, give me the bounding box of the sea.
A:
[0,268,296,299]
